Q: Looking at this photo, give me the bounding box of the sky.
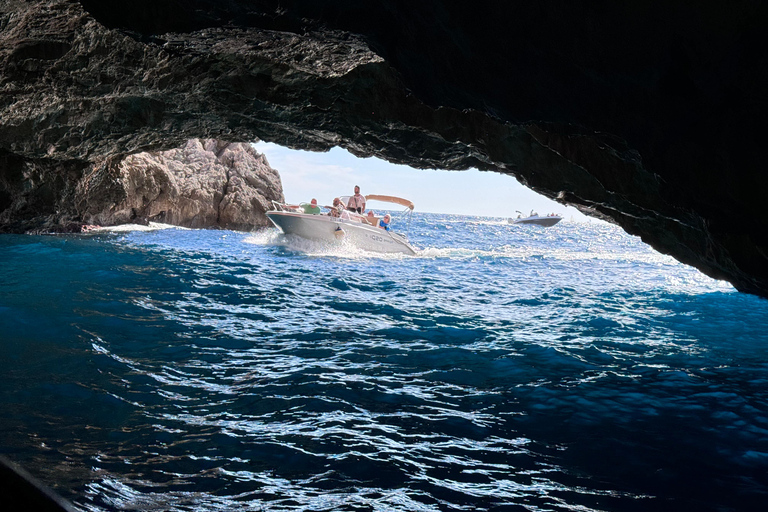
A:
[252,141,593,220]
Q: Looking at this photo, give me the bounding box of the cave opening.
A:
[252,141,591,222]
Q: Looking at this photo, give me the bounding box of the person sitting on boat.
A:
[328,198,342,217]
[366,210,377,225]
[328,197,349,219]
[302,198,321,214]
[378,213,391,231]
[346,185,366,213]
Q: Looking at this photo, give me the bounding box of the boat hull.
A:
[266,211,416,255]
[510,216,562,227]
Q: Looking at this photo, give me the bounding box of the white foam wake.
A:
[245,229,411,260]
[91,222,183,233]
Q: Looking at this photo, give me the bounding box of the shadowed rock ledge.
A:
[1,1,768,297]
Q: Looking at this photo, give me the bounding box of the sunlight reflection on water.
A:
[1,215,766,512]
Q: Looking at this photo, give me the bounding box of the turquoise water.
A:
[2,214,767,511]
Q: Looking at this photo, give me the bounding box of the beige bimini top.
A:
[364,195,414,210]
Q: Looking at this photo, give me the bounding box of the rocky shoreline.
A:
[4,139,284,234]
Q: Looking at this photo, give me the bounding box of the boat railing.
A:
[270,200,286,212]
[388,230,409,243]
[270,200,304,213]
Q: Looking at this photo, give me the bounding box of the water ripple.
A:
[2,217,767,511]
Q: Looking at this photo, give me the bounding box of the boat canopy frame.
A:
[366,194,414,234]
[334,193,415,236]
[364,194,414,210]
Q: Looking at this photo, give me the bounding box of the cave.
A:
[1,1,768,296]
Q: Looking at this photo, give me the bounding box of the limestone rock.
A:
[77,139,284,230]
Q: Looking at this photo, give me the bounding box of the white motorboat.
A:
[266,194,417,255]
[509,210,563,227]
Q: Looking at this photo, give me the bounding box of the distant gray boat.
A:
[509,211,563,227]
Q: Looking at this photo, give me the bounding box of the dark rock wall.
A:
[2,1,768,296]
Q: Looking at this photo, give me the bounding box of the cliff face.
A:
[0,136,283,232]
[76,139,284,230]
[1,1,768,296]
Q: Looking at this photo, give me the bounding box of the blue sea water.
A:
[2,213,768,512]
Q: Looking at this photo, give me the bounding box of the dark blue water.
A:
[2,214,767,511]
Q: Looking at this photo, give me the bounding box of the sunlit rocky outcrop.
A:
[74,139,283,230]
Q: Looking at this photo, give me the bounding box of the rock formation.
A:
[1,1,768,297]
[76,139,283,230]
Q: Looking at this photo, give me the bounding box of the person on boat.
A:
[378,213,391,231]
[329,197,348,218]
[328,197,341,217]
[346,185,366,213]
[366,210,377,225]
[302,198,321,214]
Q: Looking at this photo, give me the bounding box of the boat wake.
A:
[251,228,694,269]
[471,218,511,226]
[416,244,683,265]
[90,222,183,233]
[246,230,412,260]
[243,229,282,247]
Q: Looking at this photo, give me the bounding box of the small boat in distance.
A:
[509,210,563,227]
[266,194,417,255]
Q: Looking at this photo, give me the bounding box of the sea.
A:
[2,213,767,512]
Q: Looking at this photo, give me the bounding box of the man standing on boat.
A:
[347,185,366,213]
